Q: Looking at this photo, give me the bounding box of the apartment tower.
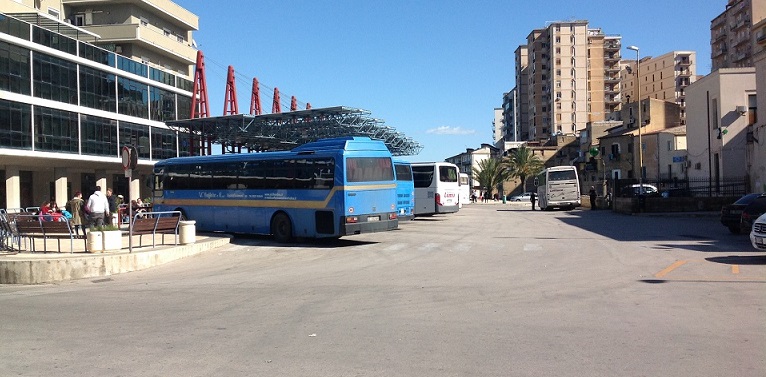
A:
[621,51,697,125]
[518,21,621,142]
[711,0,766,70]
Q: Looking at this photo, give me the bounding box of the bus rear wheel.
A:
[271,212,293,243]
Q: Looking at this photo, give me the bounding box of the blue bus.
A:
[150,137,399,242]
[393,159,415,221]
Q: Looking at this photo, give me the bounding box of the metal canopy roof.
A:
[165,106,423,156]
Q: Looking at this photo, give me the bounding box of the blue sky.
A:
[178,0,724,162]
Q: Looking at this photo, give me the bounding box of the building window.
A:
[120,121,150,159]
[34,106,79,154]
[80,65,117,112]
[117,77,148,119]
[151,127,177,160]
[81,114,118,157]
[0,41,31,95]
[0,99,32,149]
[149,86,176,121]
[33,52,78,104]
[748,94,757,125]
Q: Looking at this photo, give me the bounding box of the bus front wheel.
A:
[271,212,293,243]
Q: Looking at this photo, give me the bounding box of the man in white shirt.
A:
[87,185,110,228]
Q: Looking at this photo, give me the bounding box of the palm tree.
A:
[472,158,509,198]
[503,146,545,192]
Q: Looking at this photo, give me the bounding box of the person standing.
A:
[589,186,597,210]
[87,186,110,228]
[67,191,86,235]
[106,188,118,225]
[530,191,537,210]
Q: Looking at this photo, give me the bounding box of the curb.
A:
[0,236,232,285]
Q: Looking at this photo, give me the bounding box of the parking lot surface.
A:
[1,203,763,376]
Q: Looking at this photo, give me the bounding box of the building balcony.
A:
[605,65,620,72]
[712,31,727,42]
[734,35,750,47]
[604,86,619,94]
[732,51,750,62]
[677,69,692,77]
[711,47,727,58]
[604,76,620,83]
[604,54,620,62]
[677,58,692,66]
[604,42,620,50]
[604,95,621,104]
[757,30,766,45]
[62,0,199,30]
[81,23,196,64]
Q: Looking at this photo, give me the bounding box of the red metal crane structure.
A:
[190,50,211,155]
[250,78,262,115]
[223,65,238,115]
[272,87,281,113]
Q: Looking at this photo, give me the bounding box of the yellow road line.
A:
[655,260,687,278]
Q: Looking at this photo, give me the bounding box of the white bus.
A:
[411,162,460,216]
[534,165,581,210]
[458,173,470,208]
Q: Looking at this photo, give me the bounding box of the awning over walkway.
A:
[165,106,423,156]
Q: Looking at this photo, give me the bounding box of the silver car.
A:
[750,213,766,251]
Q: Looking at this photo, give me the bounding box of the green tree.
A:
[503,146,545,192]
[472,158,509,198]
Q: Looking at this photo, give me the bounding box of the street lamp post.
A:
[627,45,643,192]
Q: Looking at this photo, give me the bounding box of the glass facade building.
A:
[0,12,195,208]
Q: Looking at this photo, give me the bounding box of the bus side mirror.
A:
[533,178,539,186]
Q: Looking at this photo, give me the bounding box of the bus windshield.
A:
[439,166,458,182]
[346,157,394,182]
[549,170,577,181]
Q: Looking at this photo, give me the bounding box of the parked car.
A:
[720,193,763,234]
[741,194,766,233]
[620,184,660,197]
[508,192,533,202]
[750,213,766,250]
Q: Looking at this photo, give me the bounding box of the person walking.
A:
[67,191,86,235]
[530,191,537,210]
[87,186,110,228]
[589,186,597,210]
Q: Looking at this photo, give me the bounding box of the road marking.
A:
[732,265,740,274]
[655,260,687,278]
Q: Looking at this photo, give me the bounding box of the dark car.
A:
[721,193,763,233]
[741,195,766,233]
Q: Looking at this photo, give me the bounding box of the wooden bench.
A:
[40,220,87,253]
[11,214,85,253]
[130,211,181,248]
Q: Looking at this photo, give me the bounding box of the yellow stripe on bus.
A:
[157,184,396,210]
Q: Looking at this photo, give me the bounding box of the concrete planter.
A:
[86,231,103,253]
[87,230,122,252]
[102,230,123,251]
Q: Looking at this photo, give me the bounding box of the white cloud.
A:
[425,126,476,135]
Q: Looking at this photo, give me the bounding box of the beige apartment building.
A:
[513,45,530,140]
[621,51,697,125]
[518,21,620,143]
[599,98,682,181]
[685,68,756,188]
[711,0,766,70]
